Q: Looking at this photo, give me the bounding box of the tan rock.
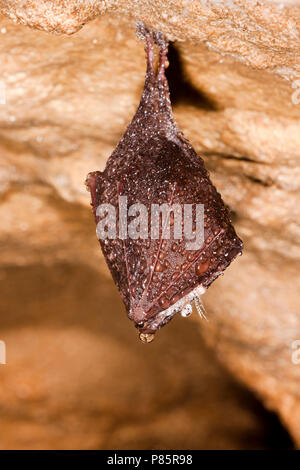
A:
[0,263,291,449]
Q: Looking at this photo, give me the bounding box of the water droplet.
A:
[195,261,209,276]
[181,304,192,317]
[159,296,169,309]
[139,332,155,344]
[171,294,180,303]
[155,261,164,272]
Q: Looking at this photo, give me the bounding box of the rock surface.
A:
[0,263,293,449]
[0,1,299,448]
